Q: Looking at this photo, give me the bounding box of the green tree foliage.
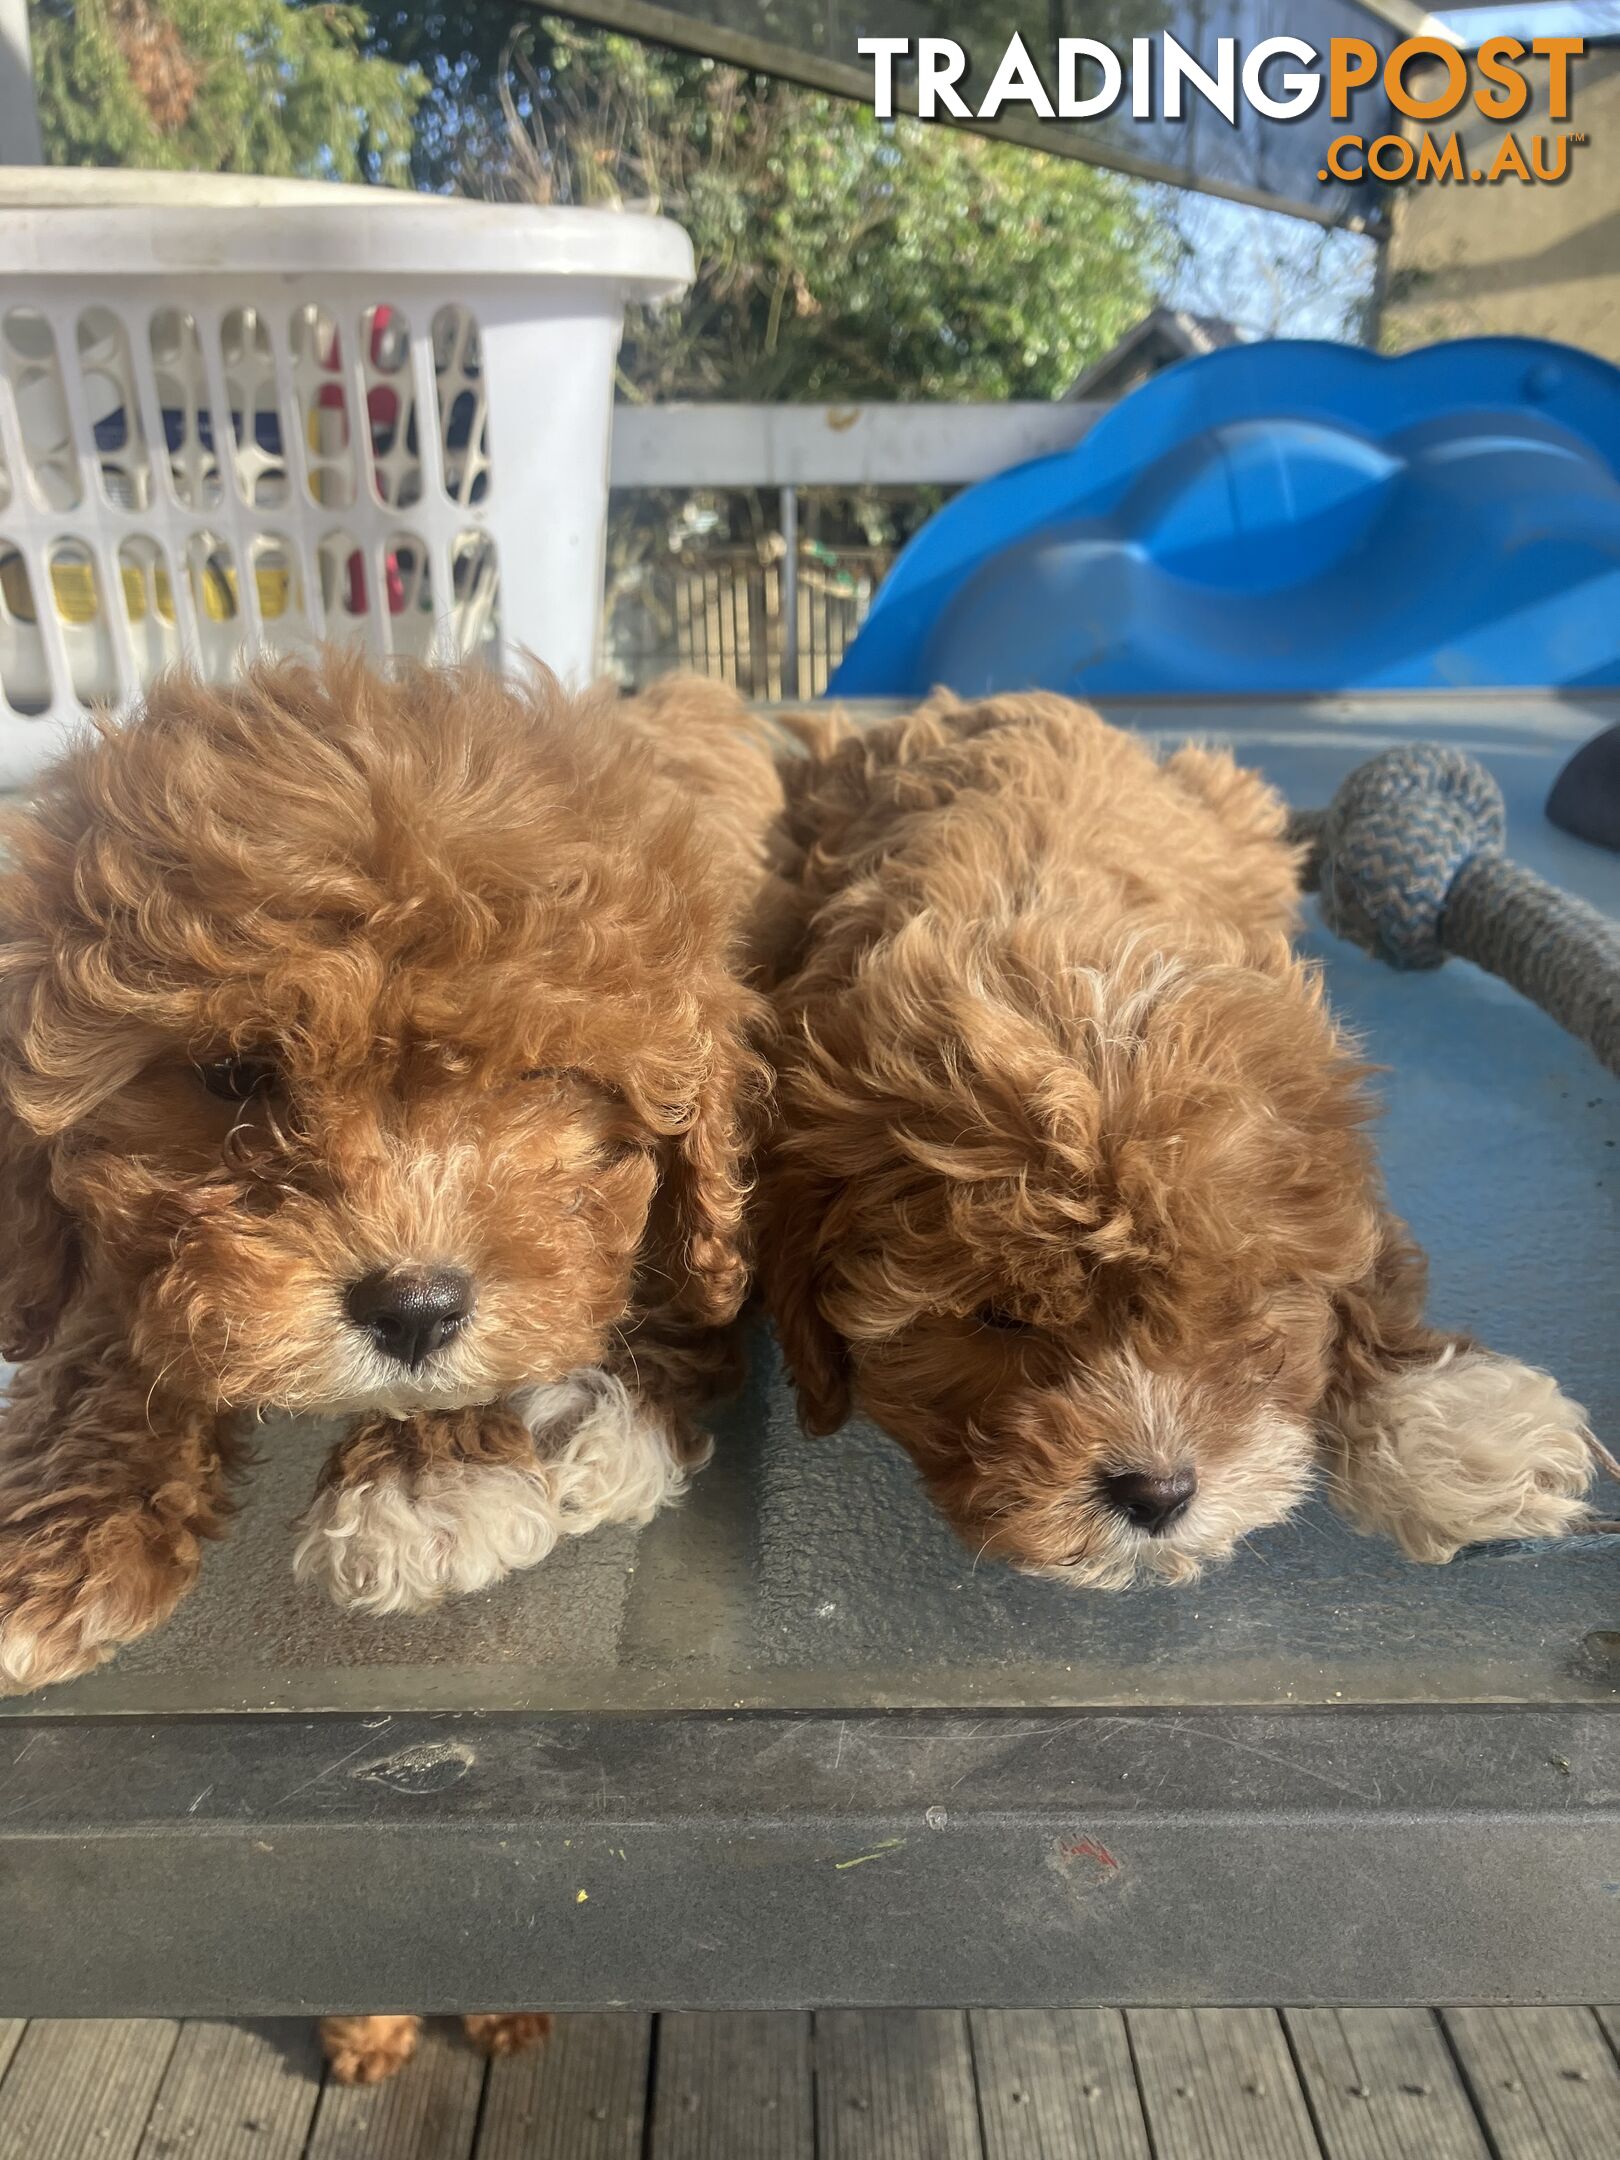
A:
[525,26,1161,404]
[362,10,1163,403]
[30,0,423,183]
[343,4,525,190]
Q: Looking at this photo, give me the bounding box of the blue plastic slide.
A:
[829,337,1620,700]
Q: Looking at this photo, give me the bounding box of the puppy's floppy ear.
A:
[1,819,83,1358]
[0,1096,78,1360]
[760,1155,852,1435]
[647,1006,769,1333]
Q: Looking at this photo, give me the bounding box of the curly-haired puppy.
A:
[0,655,783,1692]
[764,693,1596,1586]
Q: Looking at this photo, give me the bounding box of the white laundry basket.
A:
[0,171,692,784]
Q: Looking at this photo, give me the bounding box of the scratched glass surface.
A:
[2,696,1615,1715]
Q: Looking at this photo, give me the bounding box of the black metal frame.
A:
[3,1703,1614,2016]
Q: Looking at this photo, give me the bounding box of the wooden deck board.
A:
[815,2009,984,2160]
[303,2021,484,2160]
[1127,2008,1323,2160]
[969,2009,1151,2160]
[0,2019,179,2160]
[4,2007,1620,2159]
[1285,2008,1490,2160]
[1444,2008,1620,2160]
[649,2011,813,2159]
[135,2020,323,2160]
[475,2013,649,2160]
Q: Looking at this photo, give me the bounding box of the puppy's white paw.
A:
[510,1369,699,1534]
[0,1609,89,1695]
[294,1372,698,1614]
[1324,1347,1594,1562]
[292,1459,563,1615]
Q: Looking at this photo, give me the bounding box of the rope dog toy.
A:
[1292,741,1620,1508]
[1291,743,1620,1079]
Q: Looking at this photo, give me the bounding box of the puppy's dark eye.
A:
[975,1304,1031,1333]
[195,1055,277,1103]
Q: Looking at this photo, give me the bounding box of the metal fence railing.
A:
[605,538,888,698]
[603,402,1104,697]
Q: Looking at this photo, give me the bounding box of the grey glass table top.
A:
[4,692,1617,1721]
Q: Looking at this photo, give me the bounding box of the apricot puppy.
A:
[765,692,1595,1585]
[0,655,781,1691]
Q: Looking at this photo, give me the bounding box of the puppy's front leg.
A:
[0,1323,238,1693]
[295,1379,694,1615]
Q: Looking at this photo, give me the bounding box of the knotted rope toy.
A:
[1292,741,1620,1508]
[1291,743,1620,1080]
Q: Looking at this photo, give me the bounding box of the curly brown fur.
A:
[319,2012,554,2086]
[463,2012,556,2058]
[764,692,1593,1584]
[319,2014,426,2086]
[0,654,780,1689]
[0,1306,245,1688]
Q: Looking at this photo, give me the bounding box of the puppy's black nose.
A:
[1102,1467,1196,1534]
[345,1266,473,1369]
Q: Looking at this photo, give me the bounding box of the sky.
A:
[1158,0,1618,344]
[1435,4,1620,36]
